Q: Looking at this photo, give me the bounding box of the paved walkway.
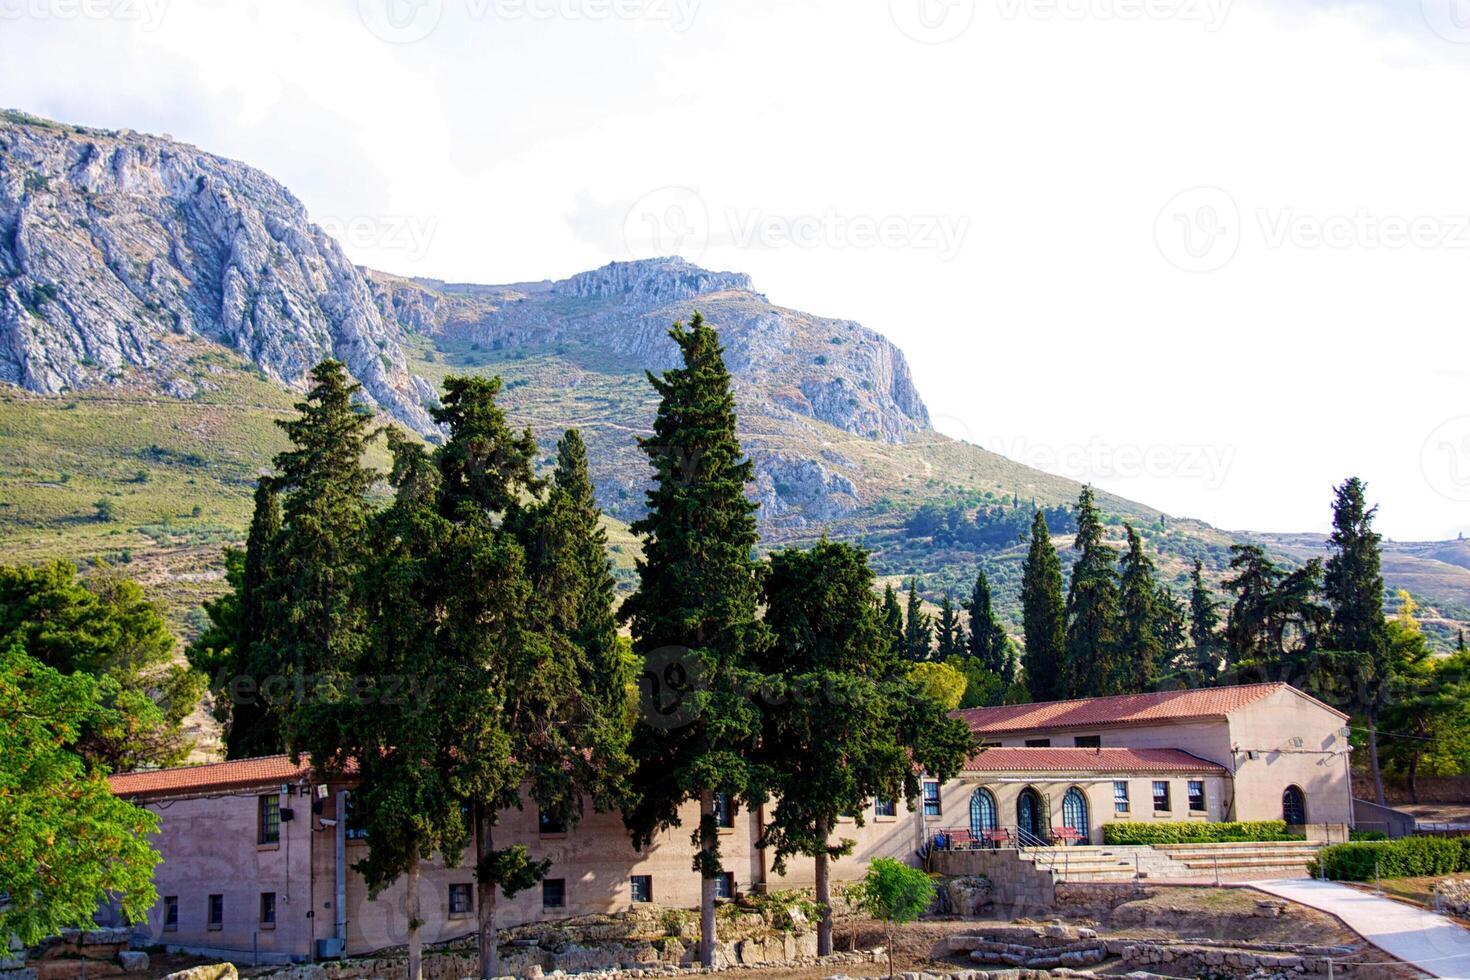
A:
[1251,878,1470,978]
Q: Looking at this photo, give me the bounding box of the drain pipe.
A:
[334,790,348,948]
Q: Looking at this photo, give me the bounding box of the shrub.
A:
[1103,821,1294,845]
[1312,836,1469,881]
[1350,829,1389,842]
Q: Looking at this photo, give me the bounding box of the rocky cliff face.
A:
[0,111,432,428]
[369,257,931,444]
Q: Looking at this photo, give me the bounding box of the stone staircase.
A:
[1014,839,1325,882]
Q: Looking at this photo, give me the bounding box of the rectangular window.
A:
[163,896,178,931]
[630,875,653,904]
[874,798,897,818]
[542,878,566,909]
[1073,735,1101,748]
[259,892,276,927]
[714,872,736,901]
[922,780,941,817]
[449,883,473,917]
[538,809,567,835]
[714,793,735,829]
[1024,738,1052,748]
[258,794,281,845]
[207,894,223,930]
[1153,781,1171,813]
[1113,781,1130,814]
[1188,780,1206,812]
[344,793,369,841]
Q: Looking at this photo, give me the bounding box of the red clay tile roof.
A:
[962,746,1226,774]
[951,682,1338,735]
[108,755,350,799]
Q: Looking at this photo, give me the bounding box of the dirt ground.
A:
[131,886,1424,980]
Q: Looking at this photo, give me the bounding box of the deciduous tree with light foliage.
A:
[848,858,938,979]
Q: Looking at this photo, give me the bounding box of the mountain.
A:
[1,108,1468,648]
[0,110,432,430]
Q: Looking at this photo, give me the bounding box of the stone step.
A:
[1153,840,1325,851]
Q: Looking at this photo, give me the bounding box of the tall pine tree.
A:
[935,593,964,659]
[966,570,1008,677]
[880,584,905,658]
[1188,559,1222,682]
[620,314,768,969]
[1021,510,1066,702]
[903,580,932,661]
[1115,524,1163,693]
[1324,477,1392,804]
[1063,487,1120,698]
[756,541,973,956]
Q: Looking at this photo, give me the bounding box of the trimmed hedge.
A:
[1312,836,1470,881]
[1102,820,1296,845]
[1349,829,1389,842]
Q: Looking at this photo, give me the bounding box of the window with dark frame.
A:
[542,878,566,909]
[1188,780,1206,812]
[1073,735,1101,748]
[631,875,653,903]
[207,894,223,929]
[539,808,567,835]
[1153,780,1171,813]
[714,792,735,828]
[449,883,473,916]
[874,798,897,817]
[922,780,941,817]
[259,892,276,926]
[1024,738,1052,747]
[163,896,178,931]
[715,871,735,901]
[258,794,280,845]
[1113,780,1130,813]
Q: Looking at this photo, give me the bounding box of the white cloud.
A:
[2,0,1467,538]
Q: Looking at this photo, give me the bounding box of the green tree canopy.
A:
[0,560,202,771]
[756,540,972,955]
[1063,487,1120,698]
[1116,524,1163,693]
[903,579,932,662]
[619,314,769,969]
[0,642,161,944]
[1020,510,1066,702]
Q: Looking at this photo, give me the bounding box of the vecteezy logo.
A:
[358,0,444,43]
[638,646,706,731]
[623,187,709,261]
[1155,186,1240,273]
[1422,417,1470,502]
[889,0,976,43]
[1423,0,1470,43]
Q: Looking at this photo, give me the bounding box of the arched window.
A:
[969,788,998,836]
[1062,787,1090,839]
[1283,785,1307,826]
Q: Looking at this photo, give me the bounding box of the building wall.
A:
[127,787,317,964]
[1224,687,1353,829]
[984,719,1236,770]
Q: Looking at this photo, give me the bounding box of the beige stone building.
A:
[106,681,1352,964]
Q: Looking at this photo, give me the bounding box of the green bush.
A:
[1102,820,1294,845]
[1311,836,1469,881]
[1350,829,1389,842]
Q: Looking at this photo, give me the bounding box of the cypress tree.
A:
[227,480,282,758]
[903,579,932,661]
[756,541,973,956]
[935,593,964,659]
[620,314,768,969]
[1324,477,1392,804]
[259,360,376,750]
[1116,524,1163,693]
[967,569,1008,677]
[1063,487,1121,698]
[1188,559,1222,682]
[881,584,905,657]
[1020,510,1066,702]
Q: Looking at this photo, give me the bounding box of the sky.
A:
[2,0,1468,540]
